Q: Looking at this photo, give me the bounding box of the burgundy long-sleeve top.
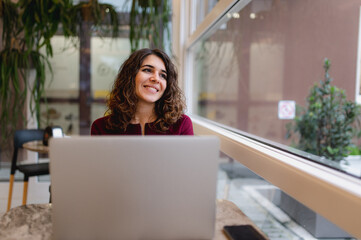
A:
[91,114,194,135]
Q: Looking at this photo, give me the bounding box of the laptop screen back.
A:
[50,136,219,240]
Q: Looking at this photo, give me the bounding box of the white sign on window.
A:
[278,100,296,119]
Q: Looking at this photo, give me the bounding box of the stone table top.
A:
[0,204,52,240]
[0,200,267,240]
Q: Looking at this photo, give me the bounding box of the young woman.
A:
[91,48,193,135]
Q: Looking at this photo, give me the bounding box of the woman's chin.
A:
[138,97,160,105]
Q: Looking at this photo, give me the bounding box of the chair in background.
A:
[7,129,49,211]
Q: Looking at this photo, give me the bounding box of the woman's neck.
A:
[131,102,157,135]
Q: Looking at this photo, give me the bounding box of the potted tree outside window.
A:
[286,58,360,162]
[284,58,359,238]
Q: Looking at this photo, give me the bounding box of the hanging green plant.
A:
[286,59,360,161]
[70,0,119,38]
[0,49,51,136]
[19,0,74,56]
[0,0,120,152]
[0,0,58,147]
[127,0,171,52]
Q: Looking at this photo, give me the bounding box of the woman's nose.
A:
[150,73,160,82]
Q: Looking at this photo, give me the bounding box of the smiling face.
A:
[135,54,167,105]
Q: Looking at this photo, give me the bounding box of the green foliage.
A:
[346,145,361,156]
[0,0,119,149]
[19,0,74,56]
[127,0,171,52]
[70,0,119,38]
[286,59,360,161]
[0,0,56,145]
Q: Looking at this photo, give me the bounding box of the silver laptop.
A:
[49,136,219,240]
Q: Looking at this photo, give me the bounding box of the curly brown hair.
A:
[106,48,185,132]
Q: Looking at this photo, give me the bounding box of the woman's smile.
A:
[143,84,159,93]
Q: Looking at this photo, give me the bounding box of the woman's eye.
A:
[142,68,151,73]
[161,74,167,80]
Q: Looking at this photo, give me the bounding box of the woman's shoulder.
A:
[91,115,110,135]
[170,114,193,135]
[172,114,191,125]
[179,114,191,123]
[93,115,110,125]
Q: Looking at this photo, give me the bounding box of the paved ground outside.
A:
[218,161,356,240]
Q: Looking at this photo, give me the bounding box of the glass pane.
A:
[40,36,132,135]
[218,154,356,239]
[191,0,361,177]
[91,37,131,100]
[39,36,79,134]
[42,36,79,99]
[195,0,219,28]
[91,102,107,126]
[91,37,131,122]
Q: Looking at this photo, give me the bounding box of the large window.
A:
[177,0,361,239]
[191,0,361,177]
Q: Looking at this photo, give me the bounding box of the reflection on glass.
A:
[191,0,361,177]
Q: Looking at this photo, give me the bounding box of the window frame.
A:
[173,0,361,238]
